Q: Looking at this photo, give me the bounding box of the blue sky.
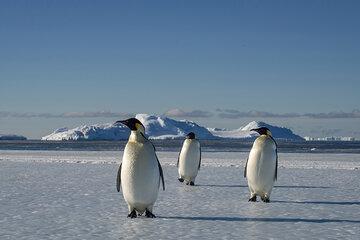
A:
[1,0,359,139]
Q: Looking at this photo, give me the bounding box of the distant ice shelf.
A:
[0,134,27,140]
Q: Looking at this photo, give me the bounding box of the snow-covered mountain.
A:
[209,121,304,141]
[208,127,257,139]
[135,114,216,140]
[42,115,304,141]
[41,124,130,141]
[42,114,217,141]
[0,134,27,140]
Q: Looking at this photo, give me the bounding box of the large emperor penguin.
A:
[115,118,165,218]
[244,127,278,203]
[177,132,201,186]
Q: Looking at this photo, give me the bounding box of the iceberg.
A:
[209,121,304,141]
[42,114,217,141]
[42,115,304,141]
[41,124,130,141]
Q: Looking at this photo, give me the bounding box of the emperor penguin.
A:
[115,118,165,218]
[177,132,201,186]
[244,127,278,203]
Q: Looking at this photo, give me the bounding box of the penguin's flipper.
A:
[198,145,202,170]
[156,156,165,191]
[147,137,165,191]
[270,135,278,181]
[176,149,181,168]
[244,158,248,178]
[274,148,278,181]
[116,163,122,192]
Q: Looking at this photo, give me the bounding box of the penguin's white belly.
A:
[121,142,159,212]
[247,137,276,195]
[178,140,200,181]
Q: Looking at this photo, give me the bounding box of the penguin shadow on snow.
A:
[193,184,331,189]
[158,216,360,224]
[275,185,331,189]
[272,200,360,205]
[196,184,247,188]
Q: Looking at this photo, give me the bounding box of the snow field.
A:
[0,151,359,239]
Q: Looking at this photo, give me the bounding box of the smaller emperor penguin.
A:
[244,127,278,203]
[115,118,165,218]
[177,132,201,186]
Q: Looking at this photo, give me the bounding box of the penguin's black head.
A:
[115,118,145,133]
[186,132,196,139]
[250,127,272,136]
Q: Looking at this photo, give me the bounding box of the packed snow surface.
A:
[42,114,303,141]
[0,150,359,239]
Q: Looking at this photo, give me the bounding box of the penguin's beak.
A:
[115,120,128,127]
[250,128,260,134]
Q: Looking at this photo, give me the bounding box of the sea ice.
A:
[0,151,359,239]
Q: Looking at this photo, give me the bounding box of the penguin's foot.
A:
[261,196,270,203]
[178,178,184,182]
[145,210,156,218]
[248,196,257,202]
[189,181,195,186]
[127,210,137,218]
